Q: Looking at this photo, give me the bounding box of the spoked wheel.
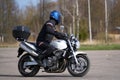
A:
[18,54,40,77]
[68,55,90,77]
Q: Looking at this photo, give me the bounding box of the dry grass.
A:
[0,43,18,48]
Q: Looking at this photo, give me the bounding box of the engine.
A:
[43,56,57,69]
[43,50,64,71]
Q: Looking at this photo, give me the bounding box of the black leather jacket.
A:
[36,20,64,45]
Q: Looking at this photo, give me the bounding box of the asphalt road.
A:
[0,48,120,80]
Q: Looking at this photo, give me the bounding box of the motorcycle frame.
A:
[17,38,86,67]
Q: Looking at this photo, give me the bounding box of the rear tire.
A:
[67,55,90,77]
[18,54,40,77]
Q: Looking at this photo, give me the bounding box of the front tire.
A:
[18,54,40,77]
[67,55,90,77]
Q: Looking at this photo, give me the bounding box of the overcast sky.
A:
[15,0,40,9]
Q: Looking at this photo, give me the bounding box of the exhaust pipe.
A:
[23,56,38,68]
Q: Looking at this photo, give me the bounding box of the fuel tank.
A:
[50,40,67,50]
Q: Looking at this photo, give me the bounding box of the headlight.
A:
[70,34,80,49]
[76,40,80,49]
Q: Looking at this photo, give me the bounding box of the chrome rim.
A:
[70,57,87,73]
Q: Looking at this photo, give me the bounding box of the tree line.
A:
[0,0,120,43]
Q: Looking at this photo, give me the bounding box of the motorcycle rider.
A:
[36,10,65,60]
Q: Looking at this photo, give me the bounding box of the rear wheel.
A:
[18,54,40,77]
[68,55,90,77]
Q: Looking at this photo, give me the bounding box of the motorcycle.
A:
[12,25,90,77]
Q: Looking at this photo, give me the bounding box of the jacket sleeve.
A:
[54,31,65,39]
[46,23,56,35]
[46,24,65,39]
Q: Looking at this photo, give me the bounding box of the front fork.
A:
[67,40,79,65]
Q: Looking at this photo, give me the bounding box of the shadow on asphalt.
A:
[0,74,22,77]
[0,74,74,78]
[36,75,73,77]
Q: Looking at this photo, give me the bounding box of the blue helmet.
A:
[50,10,61,24]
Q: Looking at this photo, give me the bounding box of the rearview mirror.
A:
[60,25,64,32]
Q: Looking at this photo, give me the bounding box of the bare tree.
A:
[0,0,18,43]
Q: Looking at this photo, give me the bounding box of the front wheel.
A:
[67,55,90,77]
[18,54,40,77]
